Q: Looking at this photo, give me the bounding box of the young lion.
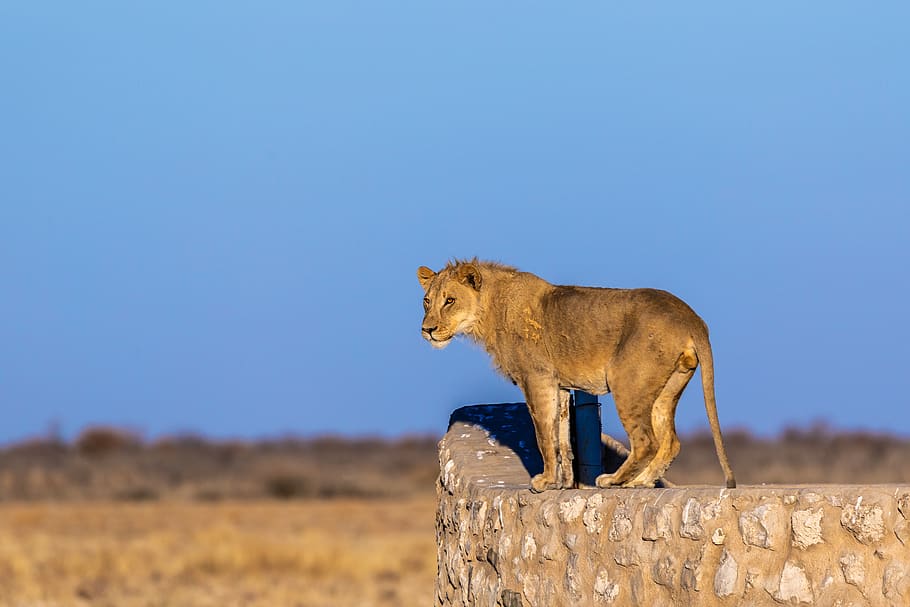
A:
[417,259,736,491]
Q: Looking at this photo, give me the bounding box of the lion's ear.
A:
[457,263,482,291]
[417,266,436,290]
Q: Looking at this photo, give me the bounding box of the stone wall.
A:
[436,404,910,606]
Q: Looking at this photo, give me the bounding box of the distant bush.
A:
[6,437,68,457]
[115,486,159,501]
[264,474,313,499]
[76,426,142,457]
[263,473,387,499]
[152,433,210,451]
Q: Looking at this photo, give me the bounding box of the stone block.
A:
[651,555,676,588]
[642,504,673,541]
[593,568,620,603]
[608,501,632,542]
[792,507,825,550]
[583,494,605,535]
[839,552,865,591]
[739,502,786,549]
[713,549,738,597]
[679,498,704,540]
[681,556,701,591]
[841,497,885,545]
[773,561,814,604]
[558,494,586,524]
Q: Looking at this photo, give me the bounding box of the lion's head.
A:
[416,262,483,349]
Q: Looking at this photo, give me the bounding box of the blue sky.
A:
[1,3,908,443]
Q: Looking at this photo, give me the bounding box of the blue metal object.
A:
[572,390,602,487]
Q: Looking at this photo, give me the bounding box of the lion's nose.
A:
[423,325,437,336]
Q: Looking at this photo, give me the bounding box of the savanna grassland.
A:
[0,498,436,607]
[0,431,439,607]
[2,424,910,606]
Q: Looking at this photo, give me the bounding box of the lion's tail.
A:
[693,331,737,489]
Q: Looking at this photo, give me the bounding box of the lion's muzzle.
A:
[422,324,452,349]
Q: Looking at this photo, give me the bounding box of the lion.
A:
[417,259,736,491]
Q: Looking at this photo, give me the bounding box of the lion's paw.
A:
[530,474,558,493]
[595,473,620,488]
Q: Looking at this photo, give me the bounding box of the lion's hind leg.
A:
[595,392,658,488]
[625,350,696,488]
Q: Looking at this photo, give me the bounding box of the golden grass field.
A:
[0,497,438,607]
[3,424,910,606]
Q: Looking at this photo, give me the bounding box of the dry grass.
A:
[3,422,910,606]
[0,497,437,607]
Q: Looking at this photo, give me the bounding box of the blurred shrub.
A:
[264,474,313,499]
[6,437,68,457]
[76,427,142,457]
[263,473,386,499]
[115,486,159,501]
[152,433,209,451]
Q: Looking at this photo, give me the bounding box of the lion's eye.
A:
[445,297,455,306]
[423,298,430,309]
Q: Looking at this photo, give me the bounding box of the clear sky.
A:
[1,3,908,443]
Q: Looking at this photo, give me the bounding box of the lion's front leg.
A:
[555,388,574,489]
[522,375,561,493]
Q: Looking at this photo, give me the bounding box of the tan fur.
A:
[417,259,736,491]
